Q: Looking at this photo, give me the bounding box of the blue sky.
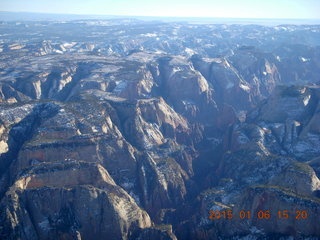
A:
[1,0,319,19]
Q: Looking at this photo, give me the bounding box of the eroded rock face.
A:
[1,185,152,240]
[222,186,320,237]
[0,19,320,239]
[195,86,320,239]
[0,100,183,239]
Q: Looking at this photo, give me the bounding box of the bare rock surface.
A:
[0,18,320,239]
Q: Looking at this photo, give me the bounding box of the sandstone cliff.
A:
[0,20,320,239]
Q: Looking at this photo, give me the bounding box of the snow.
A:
[274,26,288,31]
[113,81,127,94]
[237,111,247,122]
[54,50,63,54]
[172,67,182,74]
[303,94,311,106]
[141,166,148,197]
[293,134,320,158]
[154,162,169,191]
[9,43,24,50]
[240,83,250,92]
[154,49,164,54]
[185,47,196,56]
[224,59,231,68]
[168,66,182,78]
[300,57,310,62]
[209,204,224,211]
[182,99,196,106]
[140,33,157,37]
[157,170,168,191]
[211,58,222,63]
[258,141,270,156]
[0,104,33,124]
[311,174,320,192]
[91,126,99,133]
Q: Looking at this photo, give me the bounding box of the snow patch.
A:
[54,49,63,54]
[237,111,247,122]
[182,99,196,106]
[300,57,310,62]
[240,83,250,92]
[185,47,196,56]
[9,43,25,50]
[141,166,148,197]
[274,26,289,31]
[157,171,168,191]
[303,94,311,106]
[62,42,77,48]
[91,126,98,133]
[211,58,222,63]
[140,33,157,37]
[224,59,231,68]
[169,67,182,78]
[172,67,182,74]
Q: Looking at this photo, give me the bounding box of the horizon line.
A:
[1,11,320,21]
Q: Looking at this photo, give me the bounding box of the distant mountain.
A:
[0,18,320,239]
[1,11,320,25]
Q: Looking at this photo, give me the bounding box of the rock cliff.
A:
[0,19,320,239]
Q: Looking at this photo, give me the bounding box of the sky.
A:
[1,0,320,19]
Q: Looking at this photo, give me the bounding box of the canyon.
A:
[0,18,320,239]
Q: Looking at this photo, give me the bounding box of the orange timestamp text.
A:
[208,209,308,220]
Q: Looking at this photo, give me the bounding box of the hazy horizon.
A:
[1,0,319,20]
[1,11,320,26]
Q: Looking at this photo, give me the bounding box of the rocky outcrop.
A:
[194,85,320,239]
[230,186,320,237]
[1,184,152,240]
[1,19,320,239]
[0,98,184,239]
